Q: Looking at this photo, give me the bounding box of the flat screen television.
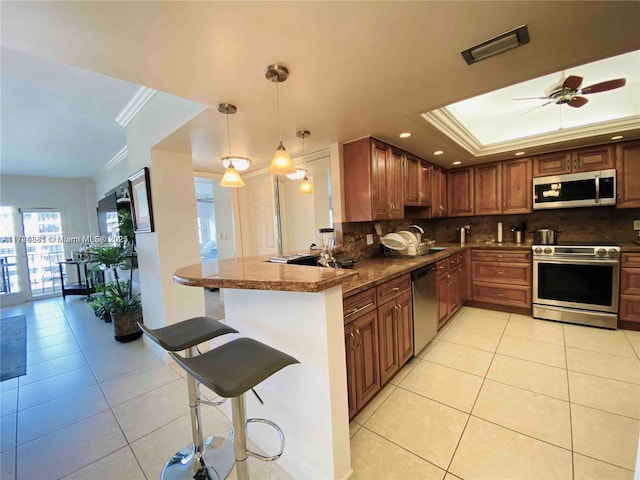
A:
[97,191,131,239]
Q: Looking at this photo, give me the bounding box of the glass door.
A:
[0,207,25,305]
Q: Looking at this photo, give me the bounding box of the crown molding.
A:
[115,86,157,127]
[422,108,640,157]
[104,145,128,171]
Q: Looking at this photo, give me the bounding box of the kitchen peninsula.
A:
[174,257,357,480]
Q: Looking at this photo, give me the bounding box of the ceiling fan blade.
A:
[568,96,589,108]
[580,78,626,94]
[563,75,583,90]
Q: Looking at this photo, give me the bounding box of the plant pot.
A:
[111,309,143,342]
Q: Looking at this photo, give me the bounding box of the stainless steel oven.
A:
[532,244,620,329]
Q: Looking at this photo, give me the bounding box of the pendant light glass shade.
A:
[220,162,245,187]
[222,156,251,171]
[298,174,314,194]
[286,168,307,180]
[269,141,296,175]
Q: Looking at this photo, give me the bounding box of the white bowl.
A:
[397,231,418,246]
[381,233,408,250]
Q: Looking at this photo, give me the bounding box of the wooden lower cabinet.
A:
[396,291,414,366]
[377,299,399,385]
[436,253,467,330]
[620,253,640,329]
[345,309,380,419]
[471,249,532,309]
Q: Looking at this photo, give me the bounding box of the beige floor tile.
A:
[113,379,190,442]
[365,388,468,469]
[131,407,232,480]
[487,354,569,400]
[444,474,462,480]
[423,340,494,377]
[1,389,17,417]
[18,366,96,411]
[350,428,445,480]
[354,383,396,425]
[624,330,640,357]
[389,357,420,386]
[572,403,640,470]
[0,378,18,392]
[62,446,145,480]
[566,347,640,384]
[569,371,640,419]
[456,312,508,334]
[472,380,571,448]
[26,341,80,366]
[1,449,15,480]
[1,414,16,453]
[400,361,483,413]
[442,325,501,352]
[87,346,164,382]
[16,410,127,480]
[101,362,181,407]
[564,324,637,358]
[497,335,566,368]
[449,416,572,480]
[17,384,108,445]
[19,352,88,386]
[573,453,634,480]
[416,338,440,359]
[504,316,565,345]
[349,421,361,438]
[464,307,510,320]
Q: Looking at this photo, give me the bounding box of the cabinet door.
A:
[621,268,640,296]
[533,152,571,177]
[616,140,640,208]
[388,147,405,218]
[449,271,461,316]
[431,167,447,217]
[437,274,450,327]
[353,310,381,410]
[419,161,432,206]
[474,162,501,215]
[404,153,421,206]
[371,140,391,219]
[396,291,414,366]
[620,295,640,324]
[377,300,399,385]
[572,145,614,173]
[344,323,357,419]
[447,167,474,217]
[502,158,532,214]
[458,262,468,305]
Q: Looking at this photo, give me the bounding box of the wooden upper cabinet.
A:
[502,158,532,214]
[404,153,420,205]
[533,151,571,177]
[616,140,640,209]
[430,166,447,217]
[419,161,432,205]
[343,137,404,221]
[447,167,474,217]
[572,145,614,173]
[474,162,501,215]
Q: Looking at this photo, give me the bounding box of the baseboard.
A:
[618,320,640,331]
[464,300,531,316]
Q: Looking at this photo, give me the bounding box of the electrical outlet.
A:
[366,234,374,245]
[633,220,640,230]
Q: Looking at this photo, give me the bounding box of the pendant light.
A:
[296,130,314,194]
[265,64,296,175]
[218,103,245,188]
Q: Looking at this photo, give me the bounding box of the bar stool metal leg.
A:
[231,395,250,480]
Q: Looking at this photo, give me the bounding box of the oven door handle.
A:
[595,175,600,204]
[533,258,619,267]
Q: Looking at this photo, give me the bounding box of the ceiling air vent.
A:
[461,25,529,65]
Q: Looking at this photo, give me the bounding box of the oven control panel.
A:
[533,245,620,258]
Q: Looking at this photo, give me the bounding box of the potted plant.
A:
[87,294,111,323]
[89,244,143,341]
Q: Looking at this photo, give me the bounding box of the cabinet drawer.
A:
[343,288,377,324]
[620,294,640,323]
[472,282,531,308]
[376,274,411,305]
[621,268,640,296]
[448,254,460,268]
[472,249,531,263]
[436,258,450,277]
[472,262,531,286]
[622,253,640,269]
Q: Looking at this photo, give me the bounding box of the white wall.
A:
[211,181,236,259]
[0,175,98,258]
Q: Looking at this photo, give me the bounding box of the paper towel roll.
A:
[497,222,503,243]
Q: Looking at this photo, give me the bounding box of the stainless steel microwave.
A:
[533,169,616,210]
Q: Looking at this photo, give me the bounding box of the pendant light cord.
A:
[226,113,232,157]
[276,81,282,142]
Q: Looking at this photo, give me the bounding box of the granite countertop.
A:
[173,256,357,293]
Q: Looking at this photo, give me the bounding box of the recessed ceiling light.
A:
[433,150,444,156]
[515,151,526,156]
[611,135,624,140]
[399,132,412,138]
[452,161,462,165]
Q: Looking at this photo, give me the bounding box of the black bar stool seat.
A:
[139,316,237,351]
[171,337,299,398]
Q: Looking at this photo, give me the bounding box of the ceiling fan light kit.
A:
[266,64,297,175]
[461,25,529,65]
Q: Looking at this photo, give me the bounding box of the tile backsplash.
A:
[338,207,638,259]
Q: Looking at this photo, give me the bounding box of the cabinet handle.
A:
[355,329,361,348]
[397,303,403,311]
[446,274,451,279]
[349,332,355,350]
[344,302,374,319]
[497,292,505,297]
[391,287,400,292]
[497,255,504,258]
[393,305,399,319]
[496,271,504,274]
[418,191,423,199]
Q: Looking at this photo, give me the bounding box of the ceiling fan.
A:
[515,75,627,108]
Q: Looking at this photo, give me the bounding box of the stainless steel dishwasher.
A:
[411,263,438,354]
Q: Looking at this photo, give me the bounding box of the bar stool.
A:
[139,317,238,480]
[170,337,299,480]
